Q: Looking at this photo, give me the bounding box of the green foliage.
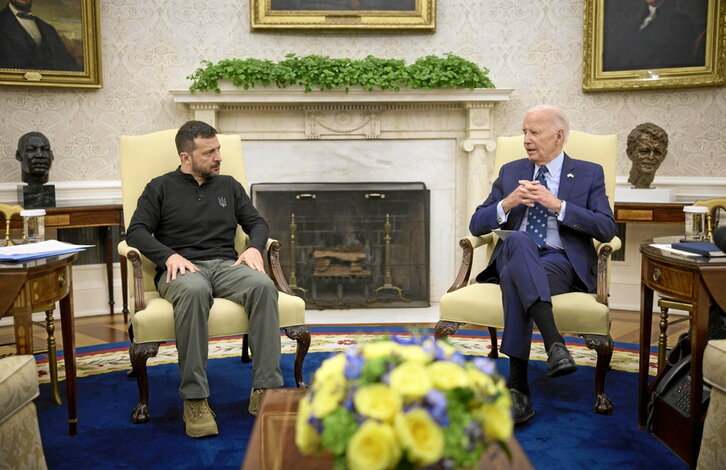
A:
[321,407,358,456]
[443,389,486,469]
[358,357,389,383]
[187,53,494,93]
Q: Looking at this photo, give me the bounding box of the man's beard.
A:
[192,162,219,181]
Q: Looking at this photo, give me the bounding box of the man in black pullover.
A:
[125,120,281,438]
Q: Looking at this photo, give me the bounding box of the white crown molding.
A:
[616,176,726,202]
[2,177,721,208]
[0,181,122,206]
[171,84,515,106]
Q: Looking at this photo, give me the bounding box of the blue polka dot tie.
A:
[526,166,549,248]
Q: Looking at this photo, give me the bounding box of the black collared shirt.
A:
[126,167,269,280]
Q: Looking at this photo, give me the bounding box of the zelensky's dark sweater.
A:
[126,168,269,280]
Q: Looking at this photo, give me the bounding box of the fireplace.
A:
[252,182,429,309]
[171,85,513,311]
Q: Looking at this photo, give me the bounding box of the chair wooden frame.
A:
[119,240,310,423]
[435,234,620,414]
[117,130,310,424]
[434,130,621,415]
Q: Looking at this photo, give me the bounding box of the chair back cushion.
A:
[493,130,617,211]
[118,130,248,292]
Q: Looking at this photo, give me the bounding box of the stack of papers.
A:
[0,240,93,262]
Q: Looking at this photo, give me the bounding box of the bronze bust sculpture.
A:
[626,122,668,189]
[16,132,56,208]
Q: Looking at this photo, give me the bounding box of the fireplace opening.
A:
[251,182,430,309]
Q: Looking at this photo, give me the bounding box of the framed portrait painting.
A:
[0,0,102,88]
[250,0,435,32]
[583,0,725,92]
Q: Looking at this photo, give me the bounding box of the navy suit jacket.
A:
[469,153,617,293]
[0,6,82,71]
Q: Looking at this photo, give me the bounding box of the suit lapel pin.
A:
[567,173,574,179]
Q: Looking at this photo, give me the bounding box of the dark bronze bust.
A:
[626,122,668,189]
[16,131,56,208]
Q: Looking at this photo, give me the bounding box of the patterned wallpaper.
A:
[0,0,724,183]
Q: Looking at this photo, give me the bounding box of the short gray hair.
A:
[527,105,570,141]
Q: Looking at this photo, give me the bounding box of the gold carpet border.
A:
[35,333,658,384]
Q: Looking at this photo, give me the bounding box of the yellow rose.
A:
[361,340,402,360]
[347,420,401,470]
[428,361,469,390]
[295,395,320,455]
[313,353,346,385]
[310,381,346,418]
[474,403,513,443]
[394,408,445,466]
[354,383,402,423]
[493,387,512,409]
[389,361,432,401]
[398,344,433,364]
[431,339,458,359]
[467,366,496,396]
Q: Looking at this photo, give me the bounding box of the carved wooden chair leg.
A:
[487,327,499,359]
[434,320,462,339]
[582,334,614,415]
[284,325,311,388]
[241,334,251,363]
[129,340,160,424]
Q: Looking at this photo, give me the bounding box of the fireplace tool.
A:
[371,214,409,302]
[287,213,308,299]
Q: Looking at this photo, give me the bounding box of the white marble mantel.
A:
[171,84,513,232]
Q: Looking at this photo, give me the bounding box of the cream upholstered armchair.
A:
[118,129,309,424]
[0,355,47,470]
[435,130,622,414]
[697,339,726,469]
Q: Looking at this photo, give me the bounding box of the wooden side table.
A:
[242,388,533,470]
[615,202,686,224]
[638,237,726,468]
[0,253,80,436]
[5,204,128,321]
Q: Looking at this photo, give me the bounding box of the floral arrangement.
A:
[295,336,513,470]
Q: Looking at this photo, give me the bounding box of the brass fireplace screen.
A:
[251,182,429,309]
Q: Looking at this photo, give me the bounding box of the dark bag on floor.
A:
[645,305,725,431]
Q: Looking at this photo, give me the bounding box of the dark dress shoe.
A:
[510,388,535,425]
[547,342,577,377]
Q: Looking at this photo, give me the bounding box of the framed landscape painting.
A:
[0,0,102,88]
[582,0,725,92]
[250,0,435,32]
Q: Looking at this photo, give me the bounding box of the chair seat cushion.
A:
[0,355,39,425]
[439,283,610,335]
[131,291,305,344]
[704,339,726,392]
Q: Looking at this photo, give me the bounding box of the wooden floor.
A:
[0,308,689,357]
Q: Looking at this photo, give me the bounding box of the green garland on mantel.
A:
[187,53,494,93]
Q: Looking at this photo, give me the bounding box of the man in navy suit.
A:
[0,0,82,71]
[469,105,618,424]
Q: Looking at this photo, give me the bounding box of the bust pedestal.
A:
[615,187,675,203]
[17,184,56,209]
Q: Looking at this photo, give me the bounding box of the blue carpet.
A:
[36,331,686,470]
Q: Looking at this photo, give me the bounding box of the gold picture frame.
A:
[0,0,102,88]
[583,0,725,92]
[250,0,435,32]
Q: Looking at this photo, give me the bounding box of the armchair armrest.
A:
[447,233,497,292]
[595,236,622,305]
[265,238,294,295]
[118,240,147,312]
